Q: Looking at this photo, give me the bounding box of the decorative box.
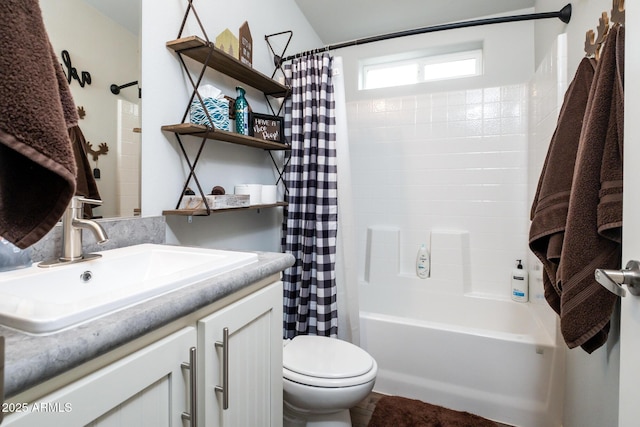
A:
[182,194,249,210]
[190,97,230,131]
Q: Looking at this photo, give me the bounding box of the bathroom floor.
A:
[350,392,514,427]
[350,392,382,426]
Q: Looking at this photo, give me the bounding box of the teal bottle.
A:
[235,86,249,135]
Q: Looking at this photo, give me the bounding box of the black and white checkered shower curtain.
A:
[282,53,338,338]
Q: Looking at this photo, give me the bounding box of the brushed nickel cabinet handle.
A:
[181,346,198,426]
[215,327,230,410]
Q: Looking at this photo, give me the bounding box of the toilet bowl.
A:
[282,335,378,427]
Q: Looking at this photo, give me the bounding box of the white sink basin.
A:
[0,244,258,334]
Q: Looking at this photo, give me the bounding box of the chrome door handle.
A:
[595,260,640,297]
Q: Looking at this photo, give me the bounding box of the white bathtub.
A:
[359,283,563,427]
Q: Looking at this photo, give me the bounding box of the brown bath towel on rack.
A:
[529,57,596,315]
[0,0,79,249]
[559,24,624,353]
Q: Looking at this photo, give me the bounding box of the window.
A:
[361,49,483,90]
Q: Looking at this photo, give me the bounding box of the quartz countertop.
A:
[1,250,295,398]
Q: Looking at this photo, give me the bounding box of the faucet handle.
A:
[73,196,103,206]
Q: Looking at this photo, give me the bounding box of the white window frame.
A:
[360,48,483,90]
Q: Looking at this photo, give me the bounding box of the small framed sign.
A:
[249,113,285,143]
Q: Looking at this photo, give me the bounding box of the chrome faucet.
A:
[39,196,109,267]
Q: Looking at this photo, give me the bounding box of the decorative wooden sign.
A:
[249,113,284,143]
[215,29,239,58]
[239,21,253,67]
[61,50,91,87]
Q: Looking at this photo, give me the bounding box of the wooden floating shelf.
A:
[166,36,289,97]
[161,123,290,150]
[163,202,288,216]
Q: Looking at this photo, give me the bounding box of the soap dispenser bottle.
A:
[511,259,529,302]
[416,244,430,279]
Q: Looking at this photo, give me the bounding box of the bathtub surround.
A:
[365,226,471,294]
[282,53,338,338]
[359,284,562,426]
[357,221,564,425]
[348,84,529,298]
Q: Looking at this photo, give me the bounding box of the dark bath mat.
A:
[367,395,499,427]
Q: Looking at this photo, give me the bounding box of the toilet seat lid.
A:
[283,335,374,379]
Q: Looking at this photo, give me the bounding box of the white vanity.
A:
[0,245,293,427]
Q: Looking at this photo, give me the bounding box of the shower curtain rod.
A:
[277,3,571,63]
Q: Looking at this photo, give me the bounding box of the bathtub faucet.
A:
[39,196,109,267]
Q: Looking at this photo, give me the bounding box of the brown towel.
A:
[0,0,79,249]
[559,24,624,353]
[529,57,596,316]
[69,126,101,218]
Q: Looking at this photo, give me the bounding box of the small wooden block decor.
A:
[239,21,253,67]
[215,28,239,58]
[182,194,249,210]
[249,113,284,143]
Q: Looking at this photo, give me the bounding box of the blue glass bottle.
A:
[235,86,249,135]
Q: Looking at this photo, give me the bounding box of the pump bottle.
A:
[511,259,529,302]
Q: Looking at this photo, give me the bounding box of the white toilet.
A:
[282,335,378,427]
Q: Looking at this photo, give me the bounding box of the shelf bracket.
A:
[263,32,292,119]
[268,150,290,196]
[265,30,293,79]
[264,92,288,117]
[174,134,212,215]
[178,0,210,42]
[176,46,216,125]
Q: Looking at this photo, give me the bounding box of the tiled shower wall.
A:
[347,85,530,297]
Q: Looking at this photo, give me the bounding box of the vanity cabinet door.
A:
[3,327,197,427]
[198,281,283,427]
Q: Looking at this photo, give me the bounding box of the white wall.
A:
[532,1,620,426]
[337,11,534,297]
[41,0,139,218]
[140,0,321,252]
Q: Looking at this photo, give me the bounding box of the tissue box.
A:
[190,97,230,131]
[182,194,250,210]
